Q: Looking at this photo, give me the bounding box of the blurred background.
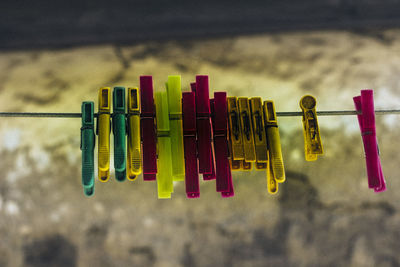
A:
[1,1,400,266]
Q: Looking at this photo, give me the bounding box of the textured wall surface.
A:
[0,30,400,267]
[2,0,400,49]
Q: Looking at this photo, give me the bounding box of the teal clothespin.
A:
[81,101,95,196]
[113,87,127,182]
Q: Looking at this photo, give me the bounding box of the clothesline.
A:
[0,109,400,118]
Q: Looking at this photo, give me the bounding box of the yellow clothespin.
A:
[300,95,323,161]
[250,97,268,170]
[97,87,111,182]
[166,75,185,181]
[227,97,244,171]
[238,97,256,170]
[127,87,142,180]
[264,100,285,183]
[155,90,174,199]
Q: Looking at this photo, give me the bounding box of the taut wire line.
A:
[0,110,400,118]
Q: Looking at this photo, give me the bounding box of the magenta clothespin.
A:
[211,92,234,197]
[140,76,157,181]
[192,76,214,179]
[353,89,386,192]
[182,92,200,198]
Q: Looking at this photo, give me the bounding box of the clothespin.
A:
[140,76,157,181]
[155,90,174,199]
[127,87,142,181]
[212,92,234,197]
[192,76,215,179]
[81,101,95,196]
[227,97,244,171]
[112,87,127,182]
[182,92,200,198]
[299,95,323,161]
[166,75,185,181]
[353,90,386,192]
[97,87,111,182]
[250,97,268,170]
[264,100,285,183]
[238,97,256,169]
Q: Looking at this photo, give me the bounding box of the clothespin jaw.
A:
[112,87,127,182]
[264,100,285,183]
[81,101,95,197]
[300,95,323,161]
[166,75,185,181]
[213,92,234,197]
[238,97,256,169]
[227,97,245,171]
[182,92,200,198]
[140,76,157,181]
[127,87,141,181]
[267,163,278,194]
[155,90,173,199]
[97,87,111,182]
[250,97,268,170]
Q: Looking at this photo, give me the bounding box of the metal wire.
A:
[0,109,399,118]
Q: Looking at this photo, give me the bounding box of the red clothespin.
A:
[353,89,386,192]
[182,92,200,198]
[140,76,157,181]
[211,92,234,197]
[191,76,215,180]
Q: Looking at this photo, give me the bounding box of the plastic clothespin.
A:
[140,76,157,181]
[212,92,234,197]
[264,100,285,183]
[155,90,174,199]
[353,90,386,192]
[250,98,269,170]
[182,92,200,198]
[238,97,256,170]
[166,75,185,181]
[81,101,95,196]
[112,87,127,182]
[227,97,245,171]
[299,95,323,161]
[97,87,111,182]
[192,76,214,179]
[127,87,142,181]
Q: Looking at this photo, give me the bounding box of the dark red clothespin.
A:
[211,92,234,197]
[140,76,157,181]
[353,89,386,192]
[182,92,200,198]
[192,76,215,180]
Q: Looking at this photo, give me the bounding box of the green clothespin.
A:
[155,90,174,199]
[81,101,95,196]
[112,87,127,182]
[166,75,185,181]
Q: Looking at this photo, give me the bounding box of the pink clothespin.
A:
[211,92,234,197]
[192,76,215,180]
[140,76,157,181]
[353,89,386,192]
[182,92,200,198]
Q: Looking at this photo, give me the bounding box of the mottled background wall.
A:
[1,1,400,267]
